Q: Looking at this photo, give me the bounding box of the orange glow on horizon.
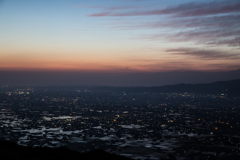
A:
[1,50,239,73]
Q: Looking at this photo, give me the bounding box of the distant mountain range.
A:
[1,69,240,86]
[147,79,240,95]
[102,79,240,96]
[3,79,239,96]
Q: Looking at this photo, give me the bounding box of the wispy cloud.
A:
[206,63,240,70]
[87,0,240,71]
[89,0,240,17]
[75,5,139,11]
[207,37,240,47]
[166,48,240,60]
[134,13,240,47]
[89,1,240,48]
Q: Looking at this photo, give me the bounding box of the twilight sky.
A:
[0,0,240,86]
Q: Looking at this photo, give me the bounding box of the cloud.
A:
[165,29,240,47]
[87,0,240,65]
[206,63,240,70]
[166,48,240,60]
[75,5,139,11]
[163,0,240,17]
[207,37,240,47]
[110,13,240,30]
[89,0,240,17]
[89,1,240,48]
[131,13,240,48]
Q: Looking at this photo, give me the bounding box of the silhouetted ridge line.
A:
[94,79,240,96]
[2,79,239,96]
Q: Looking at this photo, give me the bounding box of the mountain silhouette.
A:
[103,79,240,96]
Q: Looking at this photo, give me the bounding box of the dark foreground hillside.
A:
[0,140,132,160]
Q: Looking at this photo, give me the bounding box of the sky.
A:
[0,0,240,86]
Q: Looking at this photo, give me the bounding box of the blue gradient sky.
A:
[0,0,240,85]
